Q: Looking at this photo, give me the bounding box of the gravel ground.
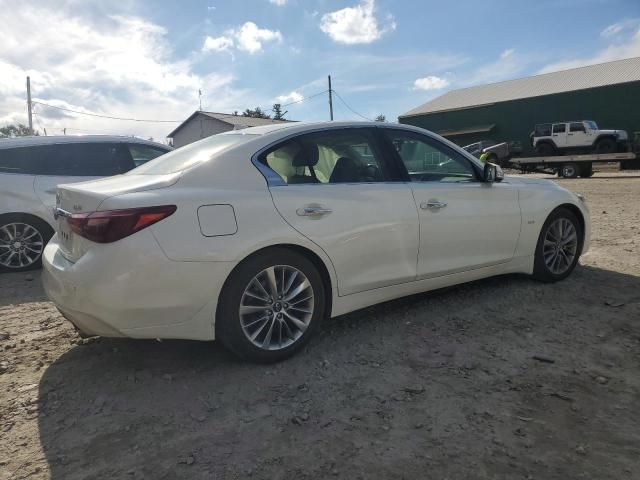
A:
[1,171,639,480]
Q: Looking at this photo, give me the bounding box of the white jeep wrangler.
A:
[532,120,629,156]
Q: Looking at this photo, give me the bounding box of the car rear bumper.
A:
[42,231,236,341]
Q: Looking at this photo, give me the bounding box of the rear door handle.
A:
[296,206,332,217]
[421,201,447,210]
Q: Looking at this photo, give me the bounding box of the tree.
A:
[374,114,386,122]
[272,103,286,120]
[242,107,271,119]
[0,123,37,137]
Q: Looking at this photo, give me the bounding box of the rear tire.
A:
[595,138,615,154]
[0,214,54,273]
[216,248,326,363]
[560,163,579,178]
[535,143,555,156]
[533,208,582,282]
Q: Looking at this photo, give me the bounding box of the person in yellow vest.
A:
[479,151,490,163]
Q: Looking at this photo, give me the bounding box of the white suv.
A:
[0,135,170,272]
[532,120,629,156]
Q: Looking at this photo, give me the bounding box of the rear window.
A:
[130,134,257,175]
[128,144,169,167]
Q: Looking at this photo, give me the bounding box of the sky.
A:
[1,0,639,142]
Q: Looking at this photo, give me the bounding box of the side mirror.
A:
[483,162,504,183]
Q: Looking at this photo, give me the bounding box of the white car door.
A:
[382,129,522,279]
[33,142,133,213]
[552,123,568,149]
[263,128,420,296]
[566,122,589,148]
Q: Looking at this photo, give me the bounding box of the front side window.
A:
[44,143,125,176]
[262,129,388,184]
[570,122,585,133]
[552,123,567,134]
[385,130,477,183]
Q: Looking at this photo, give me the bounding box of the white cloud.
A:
[0,2,252,139]
[539,25,640,73]
[202,22,282,55]
[413,76,449,91]
[601,22,625,38]
[235,22,282,54]
[202,35,234,52]
[269,0,287,5]
[276,91,303,103]
[320,0,395,45]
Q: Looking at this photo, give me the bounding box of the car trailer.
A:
[509,152,637,178]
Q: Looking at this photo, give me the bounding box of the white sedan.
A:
[42,122,590,362]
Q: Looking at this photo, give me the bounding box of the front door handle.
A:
[421,200,447,210]
[296,206,333,217]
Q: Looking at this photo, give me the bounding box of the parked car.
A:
[463,140,511,166]
[42,122,590,362]
[531,120,629,156]
[0,135,171,272]
[463,140,497,157]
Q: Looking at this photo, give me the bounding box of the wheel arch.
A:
[0,212,55,236]
[216,243,335,325]
[548,203,586,250]
[593,134,616,145]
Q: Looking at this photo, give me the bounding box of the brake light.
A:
[66,205,176,243]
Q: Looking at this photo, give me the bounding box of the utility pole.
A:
[26,76,34,135]
[328,75,334,121]
[198,89,203,111]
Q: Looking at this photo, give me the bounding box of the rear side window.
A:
[128,144,168,167]
[552,124,566,134]
[0,147,44,174]
[535,124,552,136]
[0,143,131,176]
[261,129,389,184]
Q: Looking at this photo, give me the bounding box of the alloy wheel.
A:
[0,222,44,269]
[239,265,315,351]
[543,218,578,275]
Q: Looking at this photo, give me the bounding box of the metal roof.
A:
[167,111,291,138]
[400,56,640,118]
[0,135,170,151]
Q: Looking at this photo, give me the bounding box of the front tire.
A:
[216,248,326,363]
[0,214,53,273]
[595,138,615,154]
[533,208,582,282]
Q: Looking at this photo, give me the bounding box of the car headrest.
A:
[292,143,319,167]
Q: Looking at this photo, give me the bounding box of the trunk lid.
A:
[55,173,180,261]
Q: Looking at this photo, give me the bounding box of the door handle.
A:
[296,206,332,217]
[421,201,447,210]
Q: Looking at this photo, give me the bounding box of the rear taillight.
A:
[67,205,176,243]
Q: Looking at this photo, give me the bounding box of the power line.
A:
[32,101,183,123]
[32,90,329,124]
[331,90,373,122]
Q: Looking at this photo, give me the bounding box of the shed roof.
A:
[167,111,291,138]
[400,56,640,118]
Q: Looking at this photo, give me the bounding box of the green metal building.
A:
[399,57,640,166]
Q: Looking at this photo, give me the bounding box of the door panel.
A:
[410,182,521,278]
[552,124,568,148]
[270,183,419,295]
[380,128,522,279]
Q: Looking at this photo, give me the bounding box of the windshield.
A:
[585,121,598,130]
[129,134,257,175]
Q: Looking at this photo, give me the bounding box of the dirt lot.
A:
[1,171,639,480]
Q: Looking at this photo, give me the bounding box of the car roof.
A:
[219,120,433,139]
[0,135,171,151]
